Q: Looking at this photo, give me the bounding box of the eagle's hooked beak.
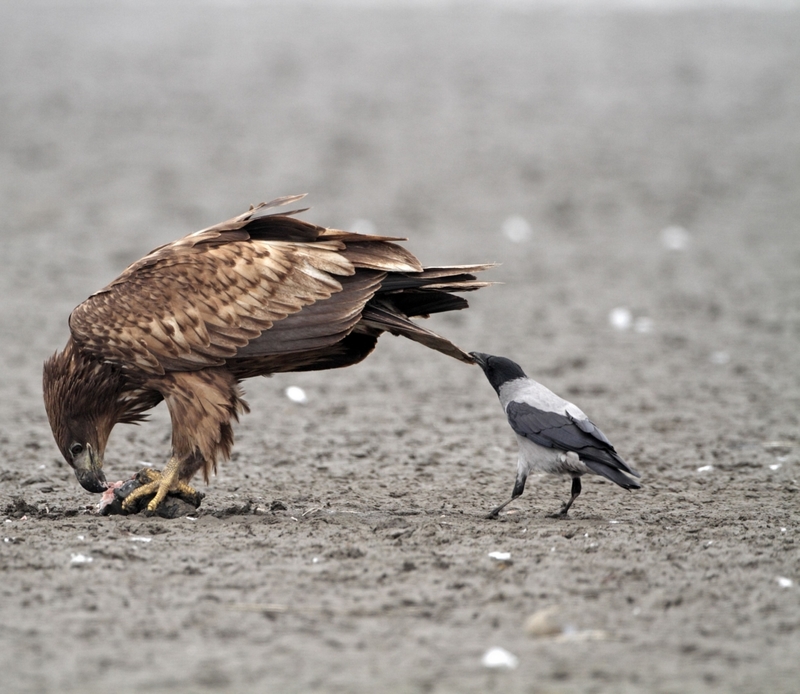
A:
[73,443,107,493]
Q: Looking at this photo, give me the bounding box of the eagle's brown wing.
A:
[68,205,422,376]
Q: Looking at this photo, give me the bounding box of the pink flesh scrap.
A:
[97,480,124,512]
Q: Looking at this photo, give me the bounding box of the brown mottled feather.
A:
[44,197,493,493]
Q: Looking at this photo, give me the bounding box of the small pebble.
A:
[524,607,563,637]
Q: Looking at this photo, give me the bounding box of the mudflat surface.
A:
[2,3,800,693]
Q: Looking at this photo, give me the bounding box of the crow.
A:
[471,352,641,518]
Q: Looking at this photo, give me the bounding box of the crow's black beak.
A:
[469,352,489,368]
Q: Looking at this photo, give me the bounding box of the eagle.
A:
[43,195,492,513]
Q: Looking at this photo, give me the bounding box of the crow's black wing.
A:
[505,400,641,487]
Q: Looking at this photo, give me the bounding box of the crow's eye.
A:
[69,442,84,458]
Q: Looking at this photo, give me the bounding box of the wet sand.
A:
[1,3,799,692]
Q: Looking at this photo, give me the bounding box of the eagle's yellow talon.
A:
[121,458,198,513]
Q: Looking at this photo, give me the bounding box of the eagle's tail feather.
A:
[360,302,474,363]
[380,264,496,291]
[358,263,495,364]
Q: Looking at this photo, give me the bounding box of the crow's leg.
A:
[548,476,581,518]
[486,474,527,519]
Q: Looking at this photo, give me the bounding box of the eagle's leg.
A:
[122,368,247,514]
[548,476,581,518]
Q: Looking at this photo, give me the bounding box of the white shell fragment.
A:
[609,307,632,330]
[777,577,794,588]
[129,536,152,543]
[481,647,519,670]
[285,386,308,404]
[501,215,532,243]
[697,465,714,473]
[660,225,690,251]
[70,553,93,565]
[488,551,511,561]
[555,628,610,643]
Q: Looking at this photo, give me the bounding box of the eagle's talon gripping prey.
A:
[43,195,492,513]
[121,466,203,513]
[98,469,204,517]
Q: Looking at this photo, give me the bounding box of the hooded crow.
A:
[471,352,641,518]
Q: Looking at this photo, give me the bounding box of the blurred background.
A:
[3,0,800,429]
[2,0,799,454]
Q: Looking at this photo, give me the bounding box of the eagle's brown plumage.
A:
[43,195,492,510]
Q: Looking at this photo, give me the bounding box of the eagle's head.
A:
[42,341,117,493]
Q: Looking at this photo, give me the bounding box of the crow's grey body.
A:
[471,352,641,517]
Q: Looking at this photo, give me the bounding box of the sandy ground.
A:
[2,2,800,692]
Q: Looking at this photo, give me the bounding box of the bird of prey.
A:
[43,195,492,513]
[471,352,640,518]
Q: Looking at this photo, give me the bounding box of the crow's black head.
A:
[470,352,528,392]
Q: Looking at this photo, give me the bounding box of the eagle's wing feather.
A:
[67,202,489,376]
[234,271,385,357]
[68,215,378,375]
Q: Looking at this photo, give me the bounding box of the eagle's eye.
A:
[69,442,84,458]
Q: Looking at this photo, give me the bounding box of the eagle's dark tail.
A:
[360,265,494,363]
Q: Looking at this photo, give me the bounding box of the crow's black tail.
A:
[584,460,642,490]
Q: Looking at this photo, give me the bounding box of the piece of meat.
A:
[97,480,124,512]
